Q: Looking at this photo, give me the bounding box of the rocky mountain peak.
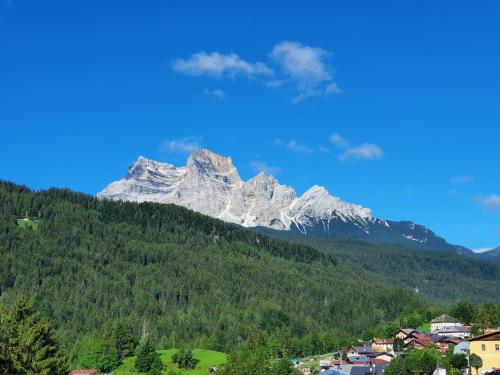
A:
[303,185,329,196]
[127,156,179,179]
[97,149,466,254]
[187,149,237,176]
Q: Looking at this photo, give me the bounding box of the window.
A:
[481,344,486,351]
[496,344,499,352]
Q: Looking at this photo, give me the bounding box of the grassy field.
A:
[16,218,39,231]
[113,349,227,375]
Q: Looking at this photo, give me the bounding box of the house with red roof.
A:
[404,333,434,349]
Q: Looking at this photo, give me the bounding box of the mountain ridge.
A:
[480,246,500,260]
[98,149,470,254]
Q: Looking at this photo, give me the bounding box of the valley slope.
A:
[1,181,500,351]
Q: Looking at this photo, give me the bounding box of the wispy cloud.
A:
[329,133,350,148]
[265,79,284,88]
[274,139,314,154]
[339,143,384,162]
[270,41,341,103]
[451,175,475,185]
[203,88,225,100]
[318,146,331,154]
[478,194,500,212]
[172,52,272,78]
[250,161,281,175]
[329,133,384,162]
[161,137,202,154]
[496,228,500,236]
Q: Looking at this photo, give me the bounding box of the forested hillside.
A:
[0,182,500,356]
[263,235,500,303]
[1,181,499,355]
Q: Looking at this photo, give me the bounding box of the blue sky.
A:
[1,1,499,250]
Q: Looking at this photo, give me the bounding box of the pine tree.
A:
[101,319,138,360]
[136,339,162,374]
[76,334,120,372]
[0,299,67,375]
[172,347,198,369]
[0,305,15,375]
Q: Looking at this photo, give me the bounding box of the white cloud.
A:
[325,82,342,95]
[451,175,475,185]
[172,41,342,103]
[270,41,341,102]
[329,133,350,149]
[275,139,314,154]
[330,133,384,162]
[250,161,281,175]
[339,143,384,162]
[203,88,225,100]
[271,41,331,85]
[478,194,500,212]
[172,52,272,78]
[265,79,284,88]
[473,247,494,254]
[318,146,331,154]
[161,137,202,154]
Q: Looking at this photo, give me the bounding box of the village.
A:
[290,315,500,375]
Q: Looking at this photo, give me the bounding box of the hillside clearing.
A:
[113,348,227,375]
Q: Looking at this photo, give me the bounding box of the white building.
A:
[430,314,461,333]
[435,325,471,339]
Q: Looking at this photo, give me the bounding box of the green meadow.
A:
[114,349,227,375]
[16,218,39,231]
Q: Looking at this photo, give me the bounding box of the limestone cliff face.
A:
[97,149,373,231]
[97,149,469,254]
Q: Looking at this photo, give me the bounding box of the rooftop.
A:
[431,314,460,324]
[468,330,500,342]
[350,346,375,354]
[372,338,394,344]
[436,326,470,333]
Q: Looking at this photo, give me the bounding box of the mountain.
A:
[481,246,500,260]
[98,149,469,254]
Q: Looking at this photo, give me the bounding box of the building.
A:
[348,346,375,356]
[468,330,500,374]
[395,329,417,341]
[430,315,461,333]
[371,352,394,363]
[404,334,433,349]
[453,341,469,356]
[371,338,394,353]
[319,370,343,375]
[435,325,471,339]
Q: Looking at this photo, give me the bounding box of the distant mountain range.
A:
[481,246,500,260]
[98,149,472,255]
